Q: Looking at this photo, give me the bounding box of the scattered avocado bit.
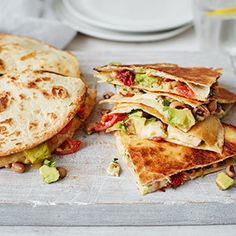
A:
[162,99,171,107]
[24,143,51,164]
[167,108,195,130]
[216,172,235,190]
[134,74,157,88]
[146,117,157,123]
[106,121,127,132]
[39,159,60,184]
[128,110,143,118]
[109,61,122,66]
[107,158,121,177]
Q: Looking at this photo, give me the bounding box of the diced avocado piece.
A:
[146,117,157,123]
[106,121,127,132]
[39,165,60,184]
[162,99,171,107]
[128,110,143,118]
[134,74,157,88]
[216,172,235,190]
[107,158,121,177]
[167,108,195,130]
[24,143,51,164]
[109,61,122,66]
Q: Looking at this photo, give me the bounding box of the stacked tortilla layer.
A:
[94,63,236,194]
[0,34,96,168]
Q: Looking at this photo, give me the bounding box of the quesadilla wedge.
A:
[95,102,224,153]
[0,34,80,77]
[101,87,235,132]
[94,63,222,101]
[116,123,236,194]
[0,71,96,167]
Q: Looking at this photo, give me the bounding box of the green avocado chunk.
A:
[106,121,127,132]
[135,74,158,88]
[216,172,235,190]
[167,108,195,130]
[39,165,60,184]
[24,143,51,164]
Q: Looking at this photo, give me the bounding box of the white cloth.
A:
[0,0,76,48]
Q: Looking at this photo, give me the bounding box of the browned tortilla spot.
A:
[27,81,38,89]
[20,52,36,61]
[0,91,11,112]
[0,59,5,70]
[29,122,38,130]
[52,86,69,99]
[0,118,13,125]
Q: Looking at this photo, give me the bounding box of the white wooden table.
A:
[1,32,236,235]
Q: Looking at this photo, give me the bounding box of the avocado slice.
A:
[39,165,60,184]
[135,74,158,88]
[167,108,195,130]
[24,143,51,164]
[216,172,235,190]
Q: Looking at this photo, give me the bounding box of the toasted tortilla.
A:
[0,71,86,156]
[111,103,224,153]
[0,34,80,77]
[116,124,236,194]
[213,85,236,104]
[0,88,96,167]
[94,64,222,101]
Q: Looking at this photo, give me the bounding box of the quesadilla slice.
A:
[95,102,224,153]
[116,123,236,194]
[101,88,235,132]
[0,71,96,167]
[94,63,222,101]
[0,34,80,77]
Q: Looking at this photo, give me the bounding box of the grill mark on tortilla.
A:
[19,94,26,100]
[29,122,38,130]
[0,59,5,70]
[27,81,38,89]
[52,86,69,99]
[20,52,36,61]
[0,91,11,112]
[47,112,58,120]
[0,118,13,125]
[41,90,50,98]
[0,126,7,133]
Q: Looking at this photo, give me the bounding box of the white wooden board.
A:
[0,51,236,226]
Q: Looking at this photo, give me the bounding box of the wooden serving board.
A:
[1,51,236,226]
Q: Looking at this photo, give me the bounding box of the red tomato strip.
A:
[95,113,127,131]
[176,84,194,98]
[54,138,82,155]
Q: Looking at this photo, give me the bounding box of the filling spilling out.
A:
[97,69,214,100]
[96,109,207,148]
[140,156,236,194]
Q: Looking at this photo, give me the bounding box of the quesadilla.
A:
[0,70,95,167]
[94,63,222,101]
[0,34,80,77]
[96,102,224,153]
[116,123,236,194]
[101,87,235,132]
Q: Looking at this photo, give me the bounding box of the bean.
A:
[11,162,26,173]
[57,167,67,179]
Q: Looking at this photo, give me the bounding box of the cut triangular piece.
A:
[116,124,236,195]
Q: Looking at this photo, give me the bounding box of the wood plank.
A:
[1,226,236,236]
[0,52,235,226]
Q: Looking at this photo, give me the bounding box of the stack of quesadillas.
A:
[94,63,236,194]
[0,34,96,170]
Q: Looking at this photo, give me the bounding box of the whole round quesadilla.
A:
[0,70,86,157]
[0,34,80,77]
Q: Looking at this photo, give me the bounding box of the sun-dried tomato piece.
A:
[116,70,135,86]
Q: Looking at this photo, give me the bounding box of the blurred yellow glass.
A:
[193,0,236,54]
